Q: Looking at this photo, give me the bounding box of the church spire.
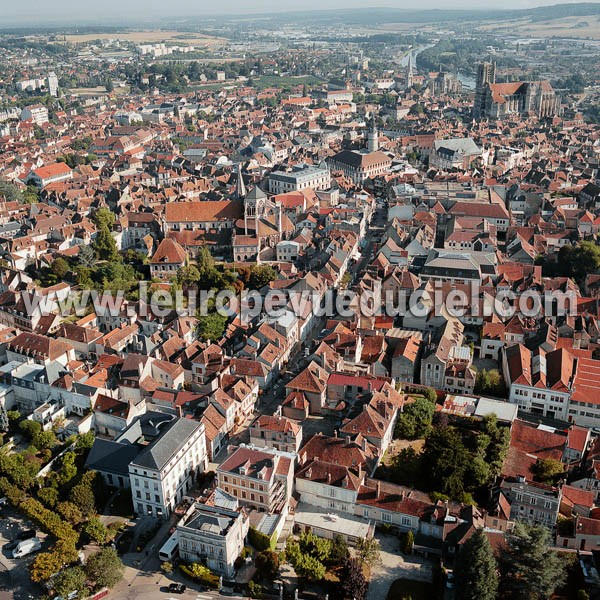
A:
[406,52,414,89]
[235,162,246,199]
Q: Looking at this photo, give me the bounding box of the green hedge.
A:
[180,563,220,589]
[248,526,276,551]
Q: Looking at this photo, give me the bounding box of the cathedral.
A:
[473,62,560,120]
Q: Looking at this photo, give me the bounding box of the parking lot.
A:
[0,506,46,600]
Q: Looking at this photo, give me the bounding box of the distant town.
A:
[1,3,600,600]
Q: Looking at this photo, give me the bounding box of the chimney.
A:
[334,429,338,438]
[358,462,362,479]
[376,481,381,498]
[327,472,332,484]
[362,437,368,452]
[346,435,351,445]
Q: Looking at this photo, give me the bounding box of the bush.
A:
[161,561,173,574]
[255,550,280,580]
[402,530,414,555]
[248,579,264,599]
[85,547,124,589]
[285,540,326,581]
[180,563,220,589]
[83,516,108,544]
[19,419,42,439]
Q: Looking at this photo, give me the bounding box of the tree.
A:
[553,241,600,284]
[19,419,42,439]
[402,530,414,555]
[294,552,326,581]
[93,207,116,230]
[57,451,78,485]
[298,531,331,563]
[177,265,201,287]
[6,410,20,424]
[341,557,368,600]
[197,247,215,276]
[475,369,507,397]
[197,310,228,342]
[69,471,98,516]
[32,429,58,450]
[500,522,566,600]
[531,458,565,484]
[51,257,70,279]
[30,551,64,582]
[93,224,120,262]
[329,534,349,565]
[423,387,437,403]
[394,397,435,439]
[421,426,471,499]
[78,244,96,268]
[75,431,95,452]
[454,529,498,600]
[84,516,108,544]
[255,550,279,580]
[57,501,84,525]
[355,537,381,567]
[249,265,277,289]
[38,487,59,508]
[85,547,124,589]
[0,178,24,203]
[53,566,87,598]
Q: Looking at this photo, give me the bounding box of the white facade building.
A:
[129,417,208,519]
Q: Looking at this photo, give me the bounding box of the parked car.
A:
[12,537,41,559]
[167,583,186,594]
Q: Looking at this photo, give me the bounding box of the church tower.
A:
[244,185,268,235]
[474,61,496,119]
[367,118,379,153]
[235,162,246,200]
[406,52,414,90]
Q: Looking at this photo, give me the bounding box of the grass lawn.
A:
[386,578,435,600]
[381,438,426,467]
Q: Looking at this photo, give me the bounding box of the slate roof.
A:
[85,438,140,476]
[130,416,203,472]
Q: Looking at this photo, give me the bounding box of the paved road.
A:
[366,533,433,600]
[111,572,249,600]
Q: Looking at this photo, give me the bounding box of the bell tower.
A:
[367,118,379,153]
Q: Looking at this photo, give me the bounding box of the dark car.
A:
[18,530,36,541]
[167,583,186,594]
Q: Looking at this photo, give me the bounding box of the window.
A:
[382,513,392,523]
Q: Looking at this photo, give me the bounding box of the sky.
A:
[2,0,600,24]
